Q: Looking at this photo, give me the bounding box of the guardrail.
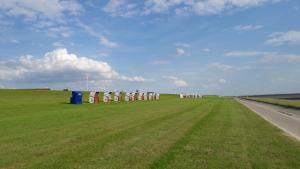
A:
[239,97,300,110]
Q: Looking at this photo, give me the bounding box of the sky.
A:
[0,0,300,96]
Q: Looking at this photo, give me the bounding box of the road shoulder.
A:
[237,98,300,141]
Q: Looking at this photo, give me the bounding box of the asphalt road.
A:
[237,99,300,141]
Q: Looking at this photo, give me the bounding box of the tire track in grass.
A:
[148,99,222,169]
[25,101,208,169]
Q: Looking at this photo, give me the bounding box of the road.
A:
[237,98,300,141]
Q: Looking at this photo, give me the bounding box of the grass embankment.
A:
[246,97,300,109]
[0,89,299,169]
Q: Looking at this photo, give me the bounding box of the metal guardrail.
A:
[239,97,300,110]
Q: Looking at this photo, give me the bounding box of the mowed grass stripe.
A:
[150,98,300,169]
[148,98,222,169]
[0,102,197,166]
[0,96,189,139]
[26,100,212,169]
[0,99,192,141]
[1,90,300,169]
[0,98,208,168]
[157,98,251,169]
[71,99,218,169]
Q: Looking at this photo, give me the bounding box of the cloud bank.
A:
[224,50,300,63]
[0,0,83,21]
[0,48,152,84]
[103,0,281,17]
[265,31,300,45]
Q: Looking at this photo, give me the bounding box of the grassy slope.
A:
[247,97,300,109]
[0,90,299,169]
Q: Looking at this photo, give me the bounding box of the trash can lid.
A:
[72,91,83,95]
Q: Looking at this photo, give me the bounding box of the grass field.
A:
[0,90,300,169]
[246,97,300,109]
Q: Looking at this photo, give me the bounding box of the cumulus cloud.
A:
[0,48,152,84]
[164,76,188,87]
[234,24,263,31]
[103,0,282,17]
[265,31,300,45]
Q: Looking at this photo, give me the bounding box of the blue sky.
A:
[0,0,300,95]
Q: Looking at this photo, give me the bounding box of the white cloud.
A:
[0,0,83,21]
[100,36,118,48]
[224,51,273,57]
[52,41,64,47]
[151,60,169,65]
[164,76,188,87]
[0,48,152,83]
[103,0,281,17]
[175,42,190,56]
[176,48,185,56]
[219,78,226,84]
[103,0,125,13]
[208,62,233,71]
[175,42,191,48]
[103,0,138,17]
[120,75,154,82]
[262,54,300,62]
[265,31,300,45]
[98,52,109,57]
[174,79,188,87]
[224,50,300,63]
[52,41,74,48]
[10,39,19,43]
[47,26,73,37]
[144,0,280,16]
[0,1,83,39]
[77,21,118,48]
[234,24,263,31]
[202,48,210,52]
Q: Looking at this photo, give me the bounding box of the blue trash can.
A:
[70,91,83,104]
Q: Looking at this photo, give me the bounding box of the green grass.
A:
[247,97,300,109]
[0,89,300,169]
